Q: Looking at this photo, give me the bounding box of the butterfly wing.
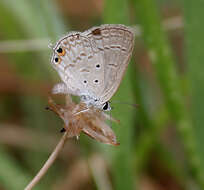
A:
[51,32,106,98]
[84,24,135,104]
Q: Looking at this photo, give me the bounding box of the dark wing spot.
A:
[54,57,59,62]
[96,64,100,68]
[94,80,99,83]
[92,28,101,35]
[57,47,63,53]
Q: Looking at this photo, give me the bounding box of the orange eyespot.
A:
[56,47,66,56]
[54,57,61,64]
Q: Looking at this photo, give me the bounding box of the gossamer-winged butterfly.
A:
[50,24,135,111]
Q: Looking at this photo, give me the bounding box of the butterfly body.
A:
[51,24,135,110]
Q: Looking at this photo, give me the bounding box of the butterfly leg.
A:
[102,112,120,123]
[47,97,65,118]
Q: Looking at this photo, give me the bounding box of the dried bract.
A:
[48,96,119,146]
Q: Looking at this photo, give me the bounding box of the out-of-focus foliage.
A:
[0,0,203,189]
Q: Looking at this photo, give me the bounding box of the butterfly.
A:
[50,24,135,111]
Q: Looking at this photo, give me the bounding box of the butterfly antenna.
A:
[109,109,113,128]
[110,100,139,109]
[48,42,54,50]
[74,108,90,116]
[131,25,141,37]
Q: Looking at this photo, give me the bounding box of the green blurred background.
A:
[0,0,204,189]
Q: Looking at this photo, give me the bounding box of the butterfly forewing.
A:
[51,33,105,98]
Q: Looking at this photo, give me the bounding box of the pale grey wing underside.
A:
[51,24,135,106]
[51,33,105,98]
[84,24,135,104]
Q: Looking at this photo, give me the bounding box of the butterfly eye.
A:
[56,47,66,56]
[54,57,61,64]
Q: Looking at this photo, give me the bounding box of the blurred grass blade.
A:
[0,147,44,190]
[1,0,48,38]
[103,1,136,190]
[184,0,204,184]
[104,0,129,24]
[0,1,67,189]
[0,0,66,39]
[132,0,204,187]
[0,0,67,80]
[39,0,67,40]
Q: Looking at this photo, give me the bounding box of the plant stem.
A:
[24,132,68,190]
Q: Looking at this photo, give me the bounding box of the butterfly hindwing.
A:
[85,24,135,104]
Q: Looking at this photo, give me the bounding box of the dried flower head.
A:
[47,95,120,146]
